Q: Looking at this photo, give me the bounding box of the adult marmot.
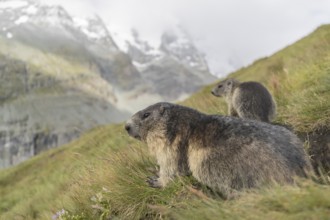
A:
[125,102,311,197]
[211,78,276,122]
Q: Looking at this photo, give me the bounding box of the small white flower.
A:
[52,209,67,220]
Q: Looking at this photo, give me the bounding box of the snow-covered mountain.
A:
[112,27,216,100]
[0,0,216,168]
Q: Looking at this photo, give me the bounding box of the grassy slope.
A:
[0,25,330,219]
[183,24,330,132]
[0,36,91,78]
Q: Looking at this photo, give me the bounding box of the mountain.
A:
[0,0,216,168]
[0,24,329,219]
[112,27,216,100]
[0,0,138,168]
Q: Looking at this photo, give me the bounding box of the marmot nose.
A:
[125,124,131,132]
[211,91,215,95]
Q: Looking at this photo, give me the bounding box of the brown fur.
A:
[125,102,312,197]
[211,78,276,122]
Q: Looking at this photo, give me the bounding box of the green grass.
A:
[183,25,330,133]
[174,181,330,220]
[1,25,330,219]
[0,36,93,78]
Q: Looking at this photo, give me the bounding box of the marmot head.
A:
[211,78,239,97]
[125,102,172,142]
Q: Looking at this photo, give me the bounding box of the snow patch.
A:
[81,28,102,40]
[146,48,162,56]
[6,32,13,39]
[132,61,151,70]
[73,17,88,28]
[112,29,163,58]
[24,5,38,14]
[167,38,190,50]
[189,61,198,67]
[15,15,29,25]
[73,16,108,40]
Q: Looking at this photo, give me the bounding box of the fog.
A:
[41,0,330,76]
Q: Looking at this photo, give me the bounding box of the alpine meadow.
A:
[0,25,330,220]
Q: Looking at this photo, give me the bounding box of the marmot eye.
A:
[218,85,223,88]
[143,112,150,119]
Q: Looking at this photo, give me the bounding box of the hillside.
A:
[0,25,330,219]
[0,0,215,168]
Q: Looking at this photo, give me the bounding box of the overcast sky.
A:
[41,0,330,77]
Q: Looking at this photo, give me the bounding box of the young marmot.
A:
[211,78,276,122]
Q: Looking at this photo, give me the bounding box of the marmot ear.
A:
[159,103,170,115]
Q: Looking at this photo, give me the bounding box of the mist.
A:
[41,0,330,76]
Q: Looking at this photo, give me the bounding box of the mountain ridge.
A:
[0,0,216,168]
